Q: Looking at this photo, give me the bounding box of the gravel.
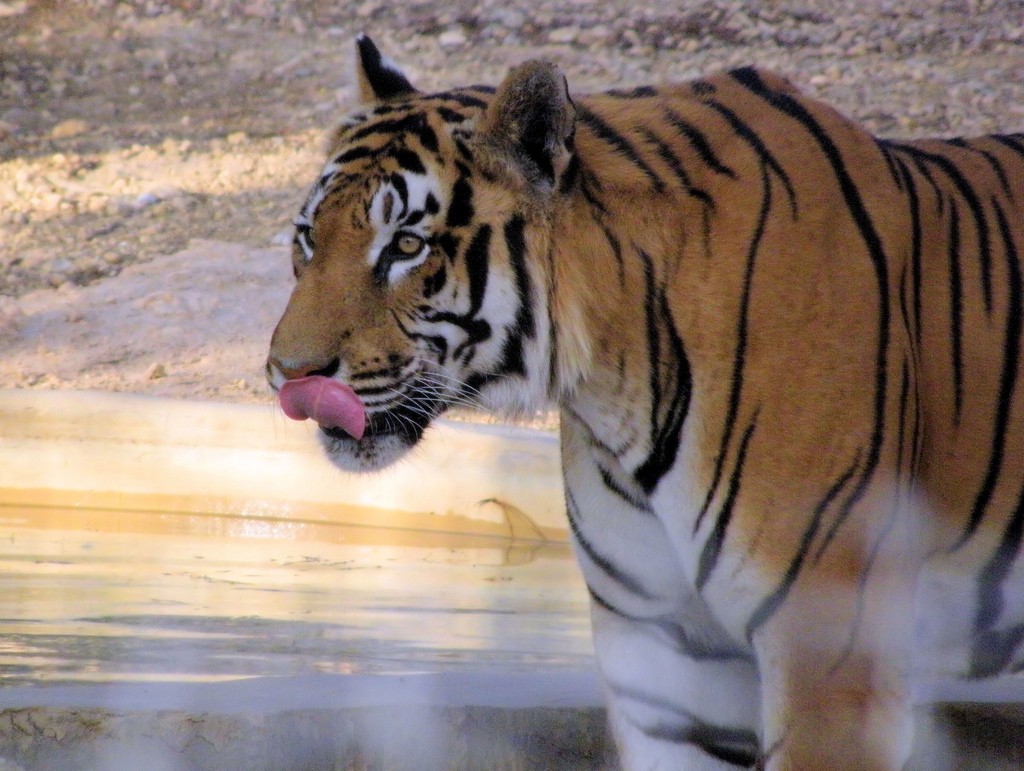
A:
[1,0,1023,304]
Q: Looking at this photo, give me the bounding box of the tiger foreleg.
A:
[590,597,762,770]
[750,551,917,770]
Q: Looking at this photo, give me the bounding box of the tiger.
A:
[265,34,1024,770]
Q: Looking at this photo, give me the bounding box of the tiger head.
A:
[266,36,588,471]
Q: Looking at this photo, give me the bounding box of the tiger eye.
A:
[395,233,424,256]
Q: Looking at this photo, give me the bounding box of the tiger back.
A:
[266,35,1024,769]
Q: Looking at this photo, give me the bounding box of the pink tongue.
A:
[279,376,367,440]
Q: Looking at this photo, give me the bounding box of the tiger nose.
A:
[265,355,341,386]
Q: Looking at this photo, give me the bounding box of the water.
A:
[0,501,595,689]
[0,391,615,767]
[6,504,1024,768]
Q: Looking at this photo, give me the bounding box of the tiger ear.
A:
[355,34,418,104]
[478,61,576,191]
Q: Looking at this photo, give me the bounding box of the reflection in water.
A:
[0,503,594,687]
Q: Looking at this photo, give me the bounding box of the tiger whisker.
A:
[406,379,487,412]
[380,387,442,435]
[416,371,496,411]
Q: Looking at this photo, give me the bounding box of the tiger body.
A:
[267,36,1024,769]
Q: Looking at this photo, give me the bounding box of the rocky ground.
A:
[1,0,1023,402]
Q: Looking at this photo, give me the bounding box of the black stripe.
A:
[349,113,423,142]
[389,173,409,220]
[597,221,625,284]
[853,359,917,585]
[638,128,714,207]
[905,152,946,216]
[626,691,768,764]
[440,91,487,109]
[432,90,488,109]
[333,145,377,166]
[694,162,771,532]
[546,319,559,395]
[956,198,1023,549]
[505,216,532,322]
[844,363,912,608]
[608,680,758,749]
[353,382,405,398]
[433,312,491,364]
[891,212,924,512]
[391,147,426,174]
[894,155,924,344]
[990,134,1024,164]
[464,224,491,317]
[609,680,756,732]
[890,142,994,313]
[636,717,759,767]
[590,588,749,661]
[453,136,474,164]
[358,108,440,156]
[895,358,913,489]
[700,96,796,216]
[730,68,891,564]
[403,210,426,227]
[599,464,653,512]
[579,168,608,214]
[565,488,655,600]
[972,623,1024,678]
[634,247,692,495]
[463,370,500,394]
[875,139,905,192]
[438,224,492,363]
[544,225,561,394]
[947,199,965,423]
[662,108,737,179]
[437,232,459,261]
[415,121,439,153]
[558,154,580,196]
[422,264,446,298]
[831,361,917,678]
[949,137,1013,199]
[898,270,914,394]
[696,418,758,591]
[563,403,637,462]
[392,312,449,364]
[350,361,408,381]
[370,389,437,442]
[494,215,535,377]
[605,86,658,98]
[371,104,400,116]
[897,339,913,489]
[576,105,666,192]
[435,106,468,125]
[744,455,861,641]
[446,170,474,228]
[910,352,925,483]
[978,578,1024,666]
